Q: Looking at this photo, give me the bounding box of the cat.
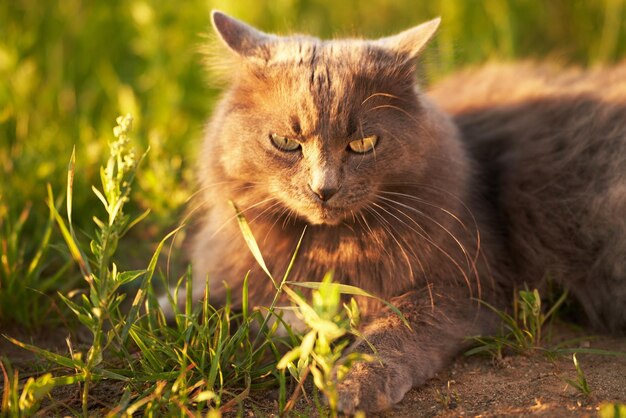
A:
[167,10,626,413]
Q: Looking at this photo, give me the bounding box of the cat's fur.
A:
[171,11,626,413]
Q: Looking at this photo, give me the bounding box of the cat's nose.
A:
[309,184,340,202]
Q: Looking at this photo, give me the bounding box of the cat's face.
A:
[209,12,440,225]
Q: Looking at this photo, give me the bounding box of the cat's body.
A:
[432,63,626,331]
[173,12,626,413]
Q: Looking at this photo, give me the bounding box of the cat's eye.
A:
[348,135,379,153]
[270,133,300,152]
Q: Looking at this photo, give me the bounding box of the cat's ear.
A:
[211,10,273,59]
[377,17,441,60]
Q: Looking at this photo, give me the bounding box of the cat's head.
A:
[206,11,447,226]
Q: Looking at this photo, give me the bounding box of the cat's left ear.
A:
[211,10,274,60]
[377,17,441,60]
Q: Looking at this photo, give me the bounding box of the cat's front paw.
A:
[336,358,413,414]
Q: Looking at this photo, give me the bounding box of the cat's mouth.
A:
[303,203,346,226]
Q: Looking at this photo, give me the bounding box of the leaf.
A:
[47,185,93,281]
[67,146,75,227]
[277,347,301,370]
[57,292,95,329]
[230,201,276,288]
[91,185,109,210]
[279,225,307,285]
[282,286,320,326]
[4,336,85,369]
[115,269,146,286]
[299,330,317,362]
[18,373,57,414]
[194,390,217,403]
[288,281,412,330]
[120,225,183,343]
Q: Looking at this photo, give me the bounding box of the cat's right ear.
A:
[211,10,273,60]
[377,17,441,61]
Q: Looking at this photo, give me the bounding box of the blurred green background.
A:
[1,0,625,324]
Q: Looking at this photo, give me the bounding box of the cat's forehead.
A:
[267,37,391,75]
[270,38,371,64]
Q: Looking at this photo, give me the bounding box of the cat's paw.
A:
[336,358,413,414]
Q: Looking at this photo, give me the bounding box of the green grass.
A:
[466,287,626,360]
[3,0,626,415]
[564,353,591,396]
[1,117,390,415]
[3,0,626,327]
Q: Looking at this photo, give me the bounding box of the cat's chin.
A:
[303,207,345,226]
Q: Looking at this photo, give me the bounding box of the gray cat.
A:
[170,11,626,413]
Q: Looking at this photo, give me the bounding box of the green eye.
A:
[348,135,378,153]
[270,133,300,152]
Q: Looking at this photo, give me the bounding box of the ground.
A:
[389,335,626,417]
[2,325,625,416]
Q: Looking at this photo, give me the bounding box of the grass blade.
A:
[288,281,412,330]
[230,201,276,288]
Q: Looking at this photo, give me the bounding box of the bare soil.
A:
[387,334,626,418]
[2,325,625,417]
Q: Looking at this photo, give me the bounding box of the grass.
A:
[465,287,626,406]
[467,287,626,360]
[3,0,626,327]
[564,353,591,396]
[1,115,391,416]
[466,287,569,359]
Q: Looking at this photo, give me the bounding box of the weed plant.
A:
[564,353,591,396]
[466,288,569,359]
[467,288,626,359]
[3,0,626,328]
[1,115,389,416]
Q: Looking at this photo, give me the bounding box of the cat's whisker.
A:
[362,207,391,251]
[365,204,433,308]
[357,211,393,261]
[381,183,483,262]
[209,197,279,239]
[365,204,420,282]
[376,198,478,297]
[165,185,263,279]
[183,186,261,229]
[380,190,483,274]
[369,202,431,277]
[262,205,292,245]
[377,195,474,263]
[381,182,481,239]
[365,104,422,126]
[249,200,284,225]
[361,92,402,106]
[186,180,263,203]
[282,206,298,229]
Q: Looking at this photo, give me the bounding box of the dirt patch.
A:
[388,334,626,417]
[2,326,625,416]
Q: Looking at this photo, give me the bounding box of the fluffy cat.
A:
[170,11,626,413]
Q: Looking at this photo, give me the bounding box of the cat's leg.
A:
[336,288,499,413]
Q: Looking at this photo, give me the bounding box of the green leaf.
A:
[47,185,93,281]
[277,347,301,370]
[18,373,57,414]
[299,330,317,362]
[4,336,85,369]
[57,293,95,329]
[231,201,276,288]
[115,269,146,286]
[120,225,183,343]
[288,281,412,330]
